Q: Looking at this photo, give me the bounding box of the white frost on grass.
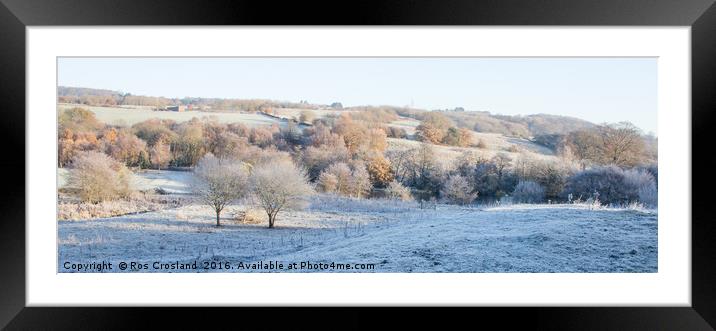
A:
[483,203,657,214]
[59,168,192,194]
[58,196,657,273]
[131,170,193,194]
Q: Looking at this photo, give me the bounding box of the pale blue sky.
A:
[58,57,657,134]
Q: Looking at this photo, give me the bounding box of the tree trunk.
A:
[268,214,274,228]
[216,210,221,227]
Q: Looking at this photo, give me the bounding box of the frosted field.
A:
[58,196,657,273]
[58,104,282,127]
[58,168,192,194]
[387,118,421,134]
[272,107,353,120]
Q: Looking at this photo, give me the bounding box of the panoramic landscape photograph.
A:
[57,57,658,273]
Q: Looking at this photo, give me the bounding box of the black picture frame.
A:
[1,0,715,329]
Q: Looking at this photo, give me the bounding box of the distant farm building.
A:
[164,105,186,112]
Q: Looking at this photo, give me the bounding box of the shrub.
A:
[470,154,515,198]
[366,154,394,188]
[149,140,171,169]
[59,107,103,132]
[366,128,388,153]
[515,158,573,199]
[402,144,442,195]
[233,208,265,224]
[304,122,343,147]
[58,129,103,167]
[317,162,372,198]
[317,172,340,193]
[415,112,454,144]
[348,163,372,198]
[641,163,658,187]
[623,168,658,207]
[385,181,413,201]
[511,180,546,203]
[299,110,316,124]
[249,126,275,148]
[105,129,148,167]
[507,145,521,153]
[235,145,292,167]
[67,151,133,203]
[386,126,407,139]
[332,114,369,155]
[301,144,350,180]
[442,127,472,147]
[563,165,657,206]
[132,118,176,146]
[440,174,477,205]
[415,121,445,144]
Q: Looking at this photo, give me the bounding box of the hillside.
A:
[58,86,600,138]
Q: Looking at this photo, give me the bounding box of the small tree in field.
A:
[251,160,314,228]
[440,174,477,205]
[67,151,132,203]
[192,154,251,226]
[385,180,413,201]
[511,180,546,203]
[150,140,171,169]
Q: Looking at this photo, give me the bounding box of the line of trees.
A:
[58,86,326,112]
[415,112,473,147]
[534,121,657,168]
[61,105,658,214]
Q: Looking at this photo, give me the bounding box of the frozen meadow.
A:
[58,196,657,273]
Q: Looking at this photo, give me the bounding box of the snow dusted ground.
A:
[58,168,192,194]
[58,197,657,273]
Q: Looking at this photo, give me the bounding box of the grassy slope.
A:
[60,103,559,160]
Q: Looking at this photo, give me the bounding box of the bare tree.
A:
[440,174,478,205]
[599,122,645,167]
[565,122,646,168]
[150,140,171,169]
[386,180,413,201]
[192,154,251,226]
[251,160,314,228]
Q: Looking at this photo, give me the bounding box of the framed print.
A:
[2,0,716,329]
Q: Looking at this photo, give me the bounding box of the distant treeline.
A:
[58,86,327,112]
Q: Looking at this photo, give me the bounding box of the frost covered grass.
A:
[484,202,657,214]
[59,168,193,194]
[308,194,419,213]
[386,137,559,166]
[58,197,657,273]
[57,195,189,220]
